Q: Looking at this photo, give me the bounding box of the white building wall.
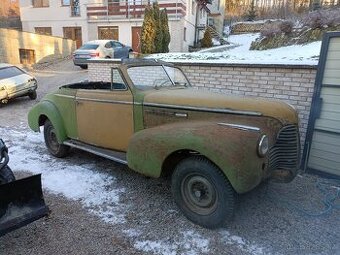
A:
[19,0,89,42]
[19,0,209,52]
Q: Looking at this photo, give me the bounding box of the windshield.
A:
[127,65,190,90]
[79,44,99,50]
[0,66,25,80]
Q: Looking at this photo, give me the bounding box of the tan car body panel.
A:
[76,89,134,151]
[143,89,298,125]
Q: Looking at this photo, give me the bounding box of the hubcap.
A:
[48,128,59,152]
[181,174,217,215]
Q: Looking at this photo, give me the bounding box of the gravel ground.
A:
[0,59,339,255]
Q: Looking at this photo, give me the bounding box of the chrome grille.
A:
[269,125,300,171]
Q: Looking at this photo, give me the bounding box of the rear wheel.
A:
[44,120,69,158]
[80,65,88,69]
[28,90,37,100]
[171,156,235,229]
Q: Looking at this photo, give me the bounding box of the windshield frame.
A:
[126,64,192,91]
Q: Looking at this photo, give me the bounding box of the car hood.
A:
[143,88,298,124]
[0,73,32,89]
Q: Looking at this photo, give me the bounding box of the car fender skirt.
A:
[127,122,266,193]
[28,101,67,143]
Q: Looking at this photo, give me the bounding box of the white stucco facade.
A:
[19,0,209,52]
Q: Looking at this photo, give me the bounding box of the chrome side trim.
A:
[54,94,75,99]
[76,97,133,105]
[63,141,128,165]
[144,103,262,116]
[218,123,261,132]
[175,112,188,118]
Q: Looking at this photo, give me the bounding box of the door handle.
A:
[76,100,83,106]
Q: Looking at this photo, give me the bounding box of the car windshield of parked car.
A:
[79,44,99,50]
[0,67,25,80]
[127,65,190,90]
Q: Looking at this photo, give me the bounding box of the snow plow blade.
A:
[0,174,49,236]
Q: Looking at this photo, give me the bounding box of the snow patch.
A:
[2,127,126,224]
[134,231,210,255]
[150,33,321,65]
[219,230,265,255]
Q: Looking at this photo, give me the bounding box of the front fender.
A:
[28,100,67,143]
[127,121,266,193]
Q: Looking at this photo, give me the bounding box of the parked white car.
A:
[0,63,37,104]
[73,40,132,69]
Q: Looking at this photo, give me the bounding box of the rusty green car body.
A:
[28,59,300,228]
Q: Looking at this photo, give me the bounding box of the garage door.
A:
[304,32,340,176]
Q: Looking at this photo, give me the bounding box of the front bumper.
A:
[73,58,90,66]
[0,84,37,101]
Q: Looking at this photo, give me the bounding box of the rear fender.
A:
[28,100,67,143]
[127,121,266,193]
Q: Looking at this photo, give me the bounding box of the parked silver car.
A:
[73,40,132,69]
[0,63,37,104]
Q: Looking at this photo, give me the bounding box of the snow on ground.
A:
[4,127,127,224]
[1,126,268,255]
[150,33,321,65]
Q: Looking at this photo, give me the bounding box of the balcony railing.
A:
[87,0,186,20]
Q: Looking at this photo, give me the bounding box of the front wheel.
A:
[44,120,70,158]
[28,90,37,100]
[171,156,236,229]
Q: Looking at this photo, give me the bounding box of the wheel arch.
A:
[127,122,265,193]
[28,100,67,143]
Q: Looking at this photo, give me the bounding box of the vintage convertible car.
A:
[28,59,300,228]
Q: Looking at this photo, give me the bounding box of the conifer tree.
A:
[201,29,213,48]
[161,9,170,53]
[141,6,156,54]
[153,2,163,53]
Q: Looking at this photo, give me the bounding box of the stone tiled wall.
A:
[0,28,76,66]
[88,60,317,147]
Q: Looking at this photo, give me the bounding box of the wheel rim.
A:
[181,174,218,215]
[47,126,60,152]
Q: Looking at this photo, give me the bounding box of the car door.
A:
[75,68,134,152]
[112,41,127,58]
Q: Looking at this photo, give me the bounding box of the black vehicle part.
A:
[0,139,49,236]
[0,174,49,236]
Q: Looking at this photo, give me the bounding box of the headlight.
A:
[258,135,269,157]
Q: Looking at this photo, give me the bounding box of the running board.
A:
[63,140,127,165]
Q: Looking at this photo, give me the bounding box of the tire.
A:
[44,120,70,158]
[0,166,15,185]
[28,90,37,100]
[80,65,88,69]
[0,166,15,217]
[171,156,235,229]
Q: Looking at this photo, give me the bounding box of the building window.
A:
[61,0,70,6]
[32,0,49,8]
[184,27,186,42]
[98,26,119,40]
[71,0,80,17]
[19,49,36,65]
[35,27,52,35]
[191,0,195,15]
[217,0,220,11]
